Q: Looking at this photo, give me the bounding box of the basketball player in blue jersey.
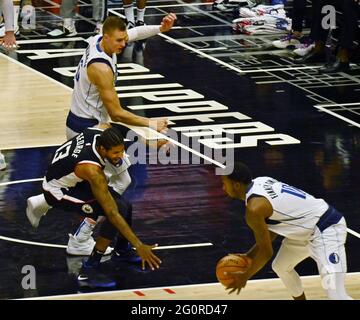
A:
[26,12,177,257]
[221,162,352,300]
[27,124,161,287]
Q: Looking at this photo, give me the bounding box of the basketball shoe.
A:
[77,259,116,289]
[67,218,113,256]
[26,194,51,228]
[111,243,141,264]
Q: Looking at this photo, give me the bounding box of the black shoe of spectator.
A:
[319,60,350,74]
[294,50,326,64]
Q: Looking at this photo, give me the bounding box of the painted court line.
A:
[108,9,244,75]
[315,102,360,108]
[17,271,360,300]
[315,105,360,129]
[1,52,226,169]
[0,234,213,251]
[2,175,360,240]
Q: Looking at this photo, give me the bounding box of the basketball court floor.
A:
[0,0,360,300]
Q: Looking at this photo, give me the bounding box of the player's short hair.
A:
[98,127,124,150]
[227,162,252,185]
[103,16,126,35]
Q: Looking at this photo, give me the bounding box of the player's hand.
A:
[160,13,177,33]
[150,117,168,133]
[225,271,248,295]
[135,243,162,270]
[1,31,17,51]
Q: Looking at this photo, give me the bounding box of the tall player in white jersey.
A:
[26,13,177,256]
[66,13,177,139]
[221,162,352,300]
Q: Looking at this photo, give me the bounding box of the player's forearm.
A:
[245,249,273,279]
[127,25,161,42]
[102,91,150,127]
[111,109,150,128]
[92,184,143,248]
[246,231,277,258]
[106,210,143,249]
[0,0,15,31]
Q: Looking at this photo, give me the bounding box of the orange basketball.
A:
[216,255,252,287]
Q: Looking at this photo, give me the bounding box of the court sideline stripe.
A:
[17,271,360,300]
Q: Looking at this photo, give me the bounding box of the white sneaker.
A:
[66,234,113,256]
[95,22,102,34]
[26,194,51,228]
[272,33,301,49]
[47,23,77,37]
[293,41,315,57]
[0,152,6,171]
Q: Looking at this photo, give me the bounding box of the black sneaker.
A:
[126,21,135,30]
[135,20,146,27]
[319,60,350,74]
[77,260,116,289]
[111,244,141,264]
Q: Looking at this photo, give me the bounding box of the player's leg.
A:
[123,0,135,29]
[91,0,107,33]
[310,213,352,300]
[26,193,52,228]
[67,162,132,256]
[135,0,146,26]
[272,238,310,299]
[76,226,116,288]
[0,151,6,171]
[110,195,141,263]
[13,0,20,34]
[60,0,77,36]
[66,216,113,256]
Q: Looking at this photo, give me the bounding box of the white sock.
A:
[136,8,145,22]
[63,18,73,29]
[124,4,135,24]
[14,5,20,30]
[73,218,96,242]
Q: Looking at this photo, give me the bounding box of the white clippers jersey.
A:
[105,153,132,195]
[71,35,117,122]
[246,177,329,240]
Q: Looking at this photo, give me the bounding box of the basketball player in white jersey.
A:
[26,13,177,256]
[221,162,352,300]
[66,13,176,139]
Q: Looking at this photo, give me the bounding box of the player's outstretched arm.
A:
[126,13,177,42]
[75,163,162,270]
[88,63,168,132]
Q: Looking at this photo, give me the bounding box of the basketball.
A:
[216,254,252,287]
